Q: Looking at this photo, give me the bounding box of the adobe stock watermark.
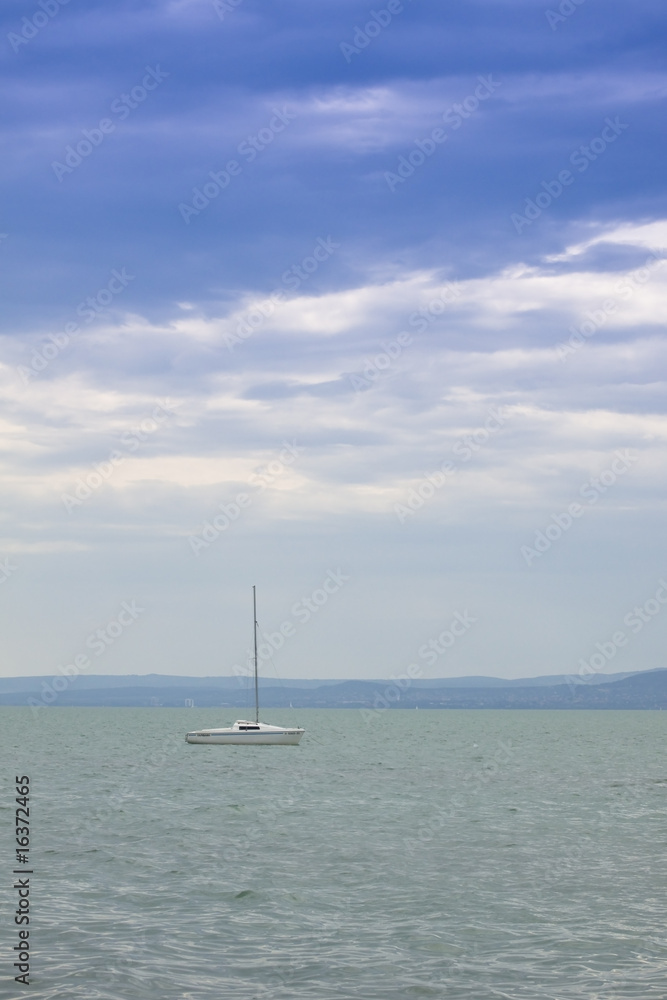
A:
[545,0,586,31]
[360,610,478,723]
[222,768,315,863]
[394,407,508,523]
[0,557,18,586]
[72,732,182,849]
[385,76,501,193]
[556,249,666,361]
[61,400,178,512]
[511,117,629,234]
[339,0,414,63]
[8,0,70,55]
[106,929,151,991]
[189,440,302,554]
[27,601,145,713]
[521,450,637,566]
[348,281,461,391]
[213,0,243,21]
[178,107,296,224]
[224,236,340,351]
[231,570,350,679]
[543,780,654,886]
[52,67,169,181]
[566,579,667,691]
[402,739,515,853]
[17,267,135,384]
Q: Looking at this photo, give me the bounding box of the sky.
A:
[1,0,666,681]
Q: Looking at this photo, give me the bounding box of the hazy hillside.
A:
[1,669,666,709]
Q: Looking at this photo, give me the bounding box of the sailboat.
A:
[185,586,305,746]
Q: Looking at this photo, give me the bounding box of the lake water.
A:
[2,707,667,999]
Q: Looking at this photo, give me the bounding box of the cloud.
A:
[3,220,666,540]
[2,0,667,677]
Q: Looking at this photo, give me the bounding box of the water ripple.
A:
[2,707,667,998]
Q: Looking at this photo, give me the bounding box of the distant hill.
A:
[1,669,666,709]
[0,673,341,694]
[0,669,639,693]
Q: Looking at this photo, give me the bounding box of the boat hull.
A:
[185,729,304,746]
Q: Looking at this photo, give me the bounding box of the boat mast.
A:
[253,585,259,723]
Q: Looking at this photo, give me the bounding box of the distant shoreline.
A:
[2,668,666,710]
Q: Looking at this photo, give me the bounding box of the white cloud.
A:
[2,222,667,550]
[545,219,667,262]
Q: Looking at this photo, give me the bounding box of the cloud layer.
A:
[1,1,666,680]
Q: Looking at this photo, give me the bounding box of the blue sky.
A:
[1,0,666,680]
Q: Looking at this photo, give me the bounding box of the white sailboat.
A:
[185,586,305,746]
